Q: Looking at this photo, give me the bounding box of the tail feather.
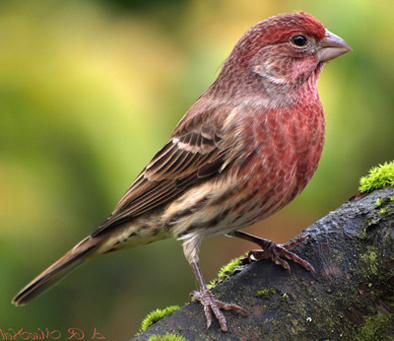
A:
[12,238,99,306]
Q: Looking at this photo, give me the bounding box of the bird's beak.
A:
[317,30,352,62]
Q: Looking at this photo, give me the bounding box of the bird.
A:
[12,11,351,332]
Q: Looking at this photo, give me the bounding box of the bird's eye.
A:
[291,35,308,47]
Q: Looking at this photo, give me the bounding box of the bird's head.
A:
[217,12,351,95]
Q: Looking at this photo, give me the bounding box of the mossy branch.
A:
[132,173,394,340]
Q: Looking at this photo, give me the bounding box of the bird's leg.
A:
[229,230,316,278]
[183,237,247,332]
[189,261,247,332]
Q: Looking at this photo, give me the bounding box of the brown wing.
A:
[91,115,229,237]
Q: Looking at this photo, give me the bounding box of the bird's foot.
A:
[248,235,316,278]
[190,288,247,332]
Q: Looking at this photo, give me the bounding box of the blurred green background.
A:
[2,0,393,339]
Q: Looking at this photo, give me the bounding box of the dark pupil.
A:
[292,35,307,46]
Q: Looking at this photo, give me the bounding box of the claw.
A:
[248,238,317,278]
[191,288,247,332]
[232,231,316,278]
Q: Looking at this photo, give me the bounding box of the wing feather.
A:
[92,104,241,237]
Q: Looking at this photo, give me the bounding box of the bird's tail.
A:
[12,236,99,306]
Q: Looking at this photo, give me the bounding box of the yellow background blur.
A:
[2,0,393,339]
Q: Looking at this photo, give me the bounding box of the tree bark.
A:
[131,187,394,341]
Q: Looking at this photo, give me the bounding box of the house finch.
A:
[13,12,351,332]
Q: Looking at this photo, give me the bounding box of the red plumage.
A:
[237,12,326,67]
[13,12,351,332]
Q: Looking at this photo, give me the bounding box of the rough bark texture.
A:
[132,187,394,341]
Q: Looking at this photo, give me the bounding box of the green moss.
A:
[380,208,388,214]
[147,335,187,341]
[207,279,216,289]
[355,314,394,340]
[376,198,382,207]
[359,161,394,193]
[140,306,180,332]
[217,254,246,278]
[360,249,379,276]
[257,288,276,298]
[207,253,247,289]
